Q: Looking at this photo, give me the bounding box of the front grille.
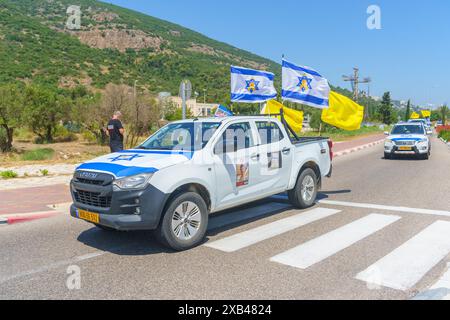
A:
[76,178,103,185]
[395,140,415,146]
[74,190,111,208]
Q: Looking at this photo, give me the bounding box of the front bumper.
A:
[384,144,429,155]
[70,180,169,231]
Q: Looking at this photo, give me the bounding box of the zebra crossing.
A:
[205,202,450,297]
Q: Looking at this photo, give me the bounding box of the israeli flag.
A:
[282,59,330,109]
[214,104,233,117]
[230,66,277,103]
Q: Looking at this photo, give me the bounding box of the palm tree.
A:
[440,104,449,125]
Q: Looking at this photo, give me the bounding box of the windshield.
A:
[391,125,424,135]
[138,122,221,151]
[409,120,425,124]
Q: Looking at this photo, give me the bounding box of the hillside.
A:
[0,0,280,103]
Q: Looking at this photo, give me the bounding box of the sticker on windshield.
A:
[236,163,249,187]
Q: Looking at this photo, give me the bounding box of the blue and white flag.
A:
[282,59,330,109]
[230,66,277,103]
[214,104,233,117]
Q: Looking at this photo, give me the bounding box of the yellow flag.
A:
[261,99,303,133]
[321,91,364,131]
[410,112,420,119]
[421,110,431,118]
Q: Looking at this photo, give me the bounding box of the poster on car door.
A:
[236,163,249,187]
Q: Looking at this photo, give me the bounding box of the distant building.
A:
[162,95,219,117]
[195,102,220,117]
[371,96,381,102]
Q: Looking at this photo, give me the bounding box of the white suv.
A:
[384,123,431,160]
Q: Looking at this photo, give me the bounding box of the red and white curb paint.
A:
[0,211,59,225]
[0,203,71,225]
[334,139,385,158]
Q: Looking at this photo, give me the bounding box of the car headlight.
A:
[385,139,393,144]
[113,173,153,190]
[417,138,427,143]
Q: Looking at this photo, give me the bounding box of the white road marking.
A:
[270,213,401,269]
[413,263,450,300]
[318,199,450,217]
[356,220,450,291]
[205,208,341,252]
[0,251,105,285]
[208,202,290,230]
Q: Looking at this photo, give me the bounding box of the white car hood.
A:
[75,149,193,178]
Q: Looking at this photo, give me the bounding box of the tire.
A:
[384,152,391,159]
[421,153,429,160]
[288,168,318,209]
[156,192,208,251]
[95,224,117,232]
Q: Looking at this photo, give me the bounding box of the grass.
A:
[0,170,18,179]
[302,126,386,142]
[21,148,55,161]
[438,130,450,142]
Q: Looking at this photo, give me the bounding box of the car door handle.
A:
[250,153,260,160]
[282,147,291,155]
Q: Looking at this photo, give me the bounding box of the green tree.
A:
[378,92,395,125]
[0,84,24,152]
[404,99,411,121]
[23,85,71,143]
[165,107,193,121]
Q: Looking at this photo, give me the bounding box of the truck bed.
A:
[291,136,329,145]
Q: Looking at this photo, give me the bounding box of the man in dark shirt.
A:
[105,111,125,153]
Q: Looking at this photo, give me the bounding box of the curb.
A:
[0,211,60,225]
[439,137,450,148]
[334,139,385,158]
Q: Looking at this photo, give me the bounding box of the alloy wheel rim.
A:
[171,201,201,240]
[301,175,315,202]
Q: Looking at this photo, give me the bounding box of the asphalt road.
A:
[1,137,450,300]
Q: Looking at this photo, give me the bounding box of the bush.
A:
[21,148,55,161]
[0,170,18,179]
[436,125,450,134]
[13,127,34,142]
[53,125,78,143]
[81,130,98,144]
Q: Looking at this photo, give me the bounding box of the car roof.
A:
[171,116,281,125]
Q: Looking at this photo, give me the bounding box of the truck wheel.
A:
[384,152,391,160]
[288,168,318,209]
[156,192,208,251]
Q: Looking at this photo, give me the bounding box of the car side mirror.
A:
[384,131,389,136]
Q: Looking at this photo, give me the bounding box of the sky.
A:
[103,0,450,108]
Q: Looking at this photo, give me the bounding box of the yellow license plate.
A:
[399,146,412,151]
[78,209,100,223]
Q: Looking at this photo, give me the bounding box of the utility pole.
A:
[343,68,371,120]
[179,79,192,120]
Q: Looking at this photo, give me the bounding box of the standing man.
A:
[105,111,125,153]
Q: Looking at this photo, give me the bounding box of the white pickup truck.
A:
[70,115,333,250]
